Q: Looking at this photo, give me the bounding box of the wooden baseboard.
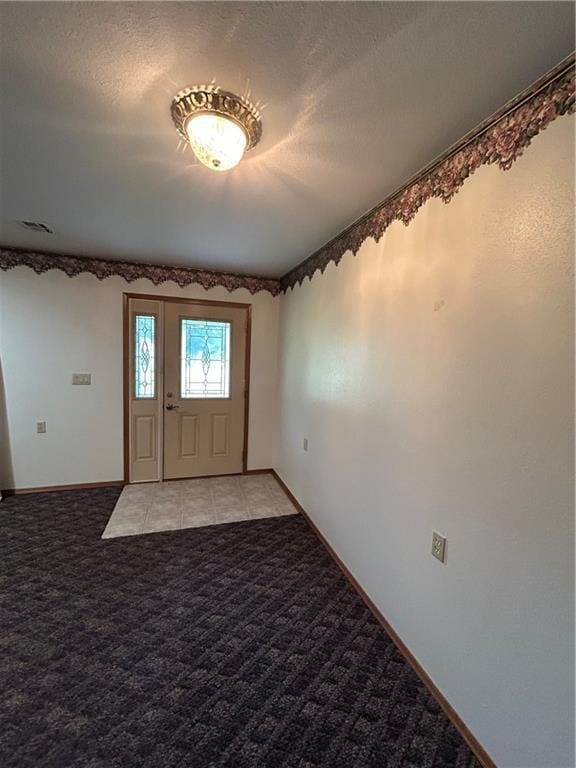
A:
[271,470,497,768]
[243,468,274,475]
[1,480,125,496]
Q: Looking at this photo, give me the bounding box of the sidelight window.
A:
[134,314,156,398]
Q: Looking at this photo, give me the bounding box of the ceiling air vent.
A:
[19,220,54,234]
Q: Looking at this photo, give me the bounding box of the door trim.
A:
[122,293,252,483]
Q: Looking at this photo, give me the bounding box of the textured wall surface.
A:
[0,272,279,488]
[276,115,574,767]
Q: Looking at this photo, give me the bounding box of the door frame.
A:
[122,292,252,483]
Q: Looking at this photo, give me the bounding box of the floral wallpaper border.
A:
[280,53,575,291]
[1,55,573,297]
[0,248,282,296]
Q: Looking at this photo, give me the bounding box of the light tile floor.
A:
[102,473,298,539]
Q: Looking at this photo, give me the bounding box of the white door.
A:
[127,297,248,482]
[163,301,246,478]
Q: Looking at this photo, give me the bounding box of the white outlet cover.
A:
[72,373,91,385]
[432,532,447,563]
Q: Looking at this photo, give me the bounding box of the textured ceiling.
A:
[0,2,574,277]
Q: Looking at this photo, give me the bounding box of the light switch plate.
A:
[36,421,46,434]
[72,373,91,385]
[432,532,447,563]
[303,438,308,452]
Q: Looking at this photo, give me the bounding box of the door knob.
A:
[165,403,179,410]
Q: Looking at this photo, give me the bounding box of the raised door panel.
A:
[210,413,229,457]
[179,414,199,459]
[134,415,155,460]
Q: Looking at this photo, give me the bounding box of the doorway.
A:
[124,294,251,483]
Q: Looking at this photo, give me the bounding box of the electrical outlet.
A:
[72,373,91,385]
[432,532,447,563]
[36,421,46,434]
[303,438,308,452]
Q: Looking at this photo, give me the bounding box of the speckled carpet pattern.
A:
[0,487,481,768]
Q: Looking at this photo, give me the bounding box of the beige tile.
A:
[180,478,212,492]
[215,508,251,524]
[117,497,150,513]
[154,485,182,501]
[102,473,296,538]
[214,498,238,510]
[270,498,295,513]
[240,474,269,487]
[109,506,148,522]
[168,480,192,498]
[102,518,145,538]
[102,529,143,539]
[181,489,212,506]
[212,491,246,509]
[142,516,181,533]
[179,477,212,490]
[267,482,290,498]
[208,476,241,492]
[256,475,279,488]
[114,500,149,517]
[121,482,146,492]
[122,483,154,497]
[181,498,213,515]
[273,506,298,517]
[254,496,296,515]
[148,500,182,519]
[181,509,216,529]
[243,488,272,504]
[260,474,280,486]
[248,506,277,520]
[215,504,248,517]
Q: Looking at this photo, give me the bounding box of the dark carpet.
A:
[0,487,481,768]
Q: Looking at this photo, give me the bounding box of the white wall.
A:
[276,116,574,768]
[0,271,279,488]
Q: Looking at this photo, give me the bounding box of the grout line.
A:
[106,475,296,538]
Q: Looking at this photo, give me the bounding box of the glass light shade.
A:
[186,113,248,172]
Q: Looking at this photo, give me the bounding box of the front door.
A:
[127,296,248,482]
[163,301,246,478]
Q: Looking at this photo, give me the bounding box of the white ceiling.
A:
[0,2,573,277]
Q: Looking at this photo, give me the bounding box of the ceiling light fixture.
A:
[171,86,262,172]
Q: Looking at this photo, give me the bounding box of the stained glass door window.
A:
[180,319,231,398]
[134,314,156,398]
